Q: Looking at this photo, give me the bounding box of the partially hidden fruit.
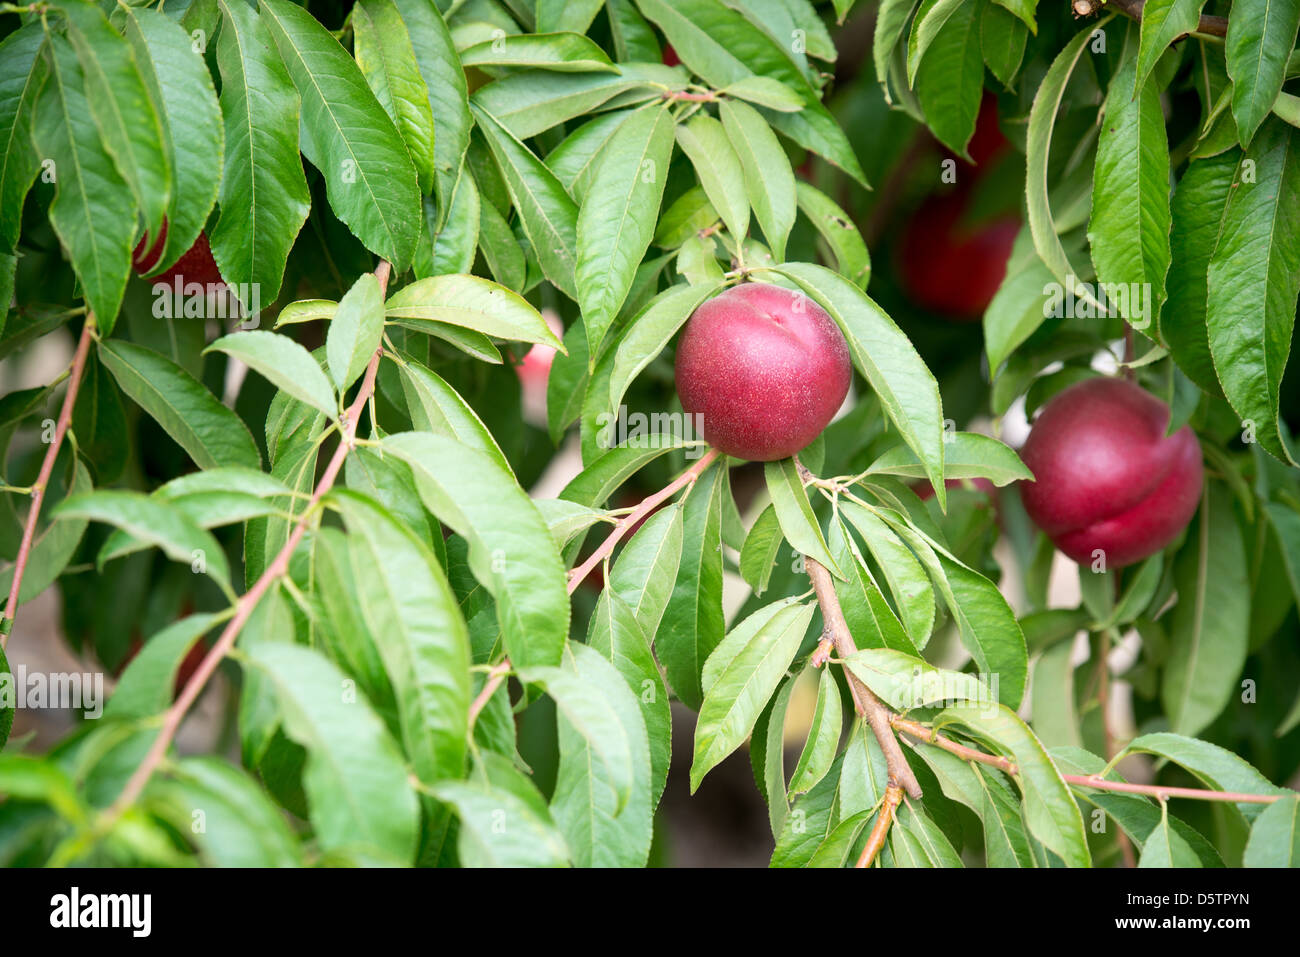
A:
[1018,377,1204,568]
[674,282,851,461]
[134,222,224,289]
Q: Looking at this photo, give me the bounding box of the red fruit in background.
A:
[897,187,1018,321]
[675,283,852,461]
[964,94,1010,169]
[151,232,224,288]
[118,634,208,699]
[132,220,169,275]
[1018,377,1203,568]
[662,43,680,67]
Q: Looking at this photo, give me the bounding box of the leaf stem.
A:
[1,314,96,645]
[855,784,903,868]
[99,262,393,825]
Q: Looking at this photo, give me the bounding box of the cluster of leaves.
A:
[0,0,1296,868]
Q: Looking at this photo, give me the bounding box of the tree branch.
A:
[102,261,393,821]
[891,716,1289,805]
[1,314,96,645]
[856,784,903,868]
[804,555,923,799]
[468,658,511,727]
[566,447,721,595]
[1072,0,1228,39]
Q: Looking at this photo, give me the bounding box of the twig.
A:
[1072,0,1228,39]
[566,448,721,594]
[856,784,903,868]
[468,658,511,727]
[102,261,392,821]
[805,555,923,799]
[1,314,96,645]
[891,716,1289,805]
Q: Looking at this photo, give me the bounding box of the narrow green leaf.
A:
[795,181,870,289]
[675,114,750,243]
[1226,0,1300,145]
[720,99,796,261]
[764,457,840,576]
[326,273,383,392]
[788,667,842,796]
[206,331,337,419]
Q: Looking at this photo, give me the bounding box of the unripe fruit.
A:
[1018,377,1204,568]
[674,283,851,461]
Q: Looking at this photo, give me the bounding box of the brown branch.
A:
[566,447,721,595]
[856,784,903,868]
[805,556,923,799]
[891,716,1290,806]
[103,261,392,821]
[1,314,96,646]
[1072,0,1228,39]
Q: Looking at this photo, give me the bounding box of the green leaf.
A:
[522,648,640,814]
[390,0,468,220]
[608,281,718,415]
[1162,149,1238,395]
[839,501,934,647]
[545,641,654,864]
[740,504,784,596]
[720,99,796,261]
[587,590,671,810]
[657,459,726,710]
[106,614,219,720]
[0,643,11,748]
[722,75,806,113]
[872,507,1028,706]
[352,0,437,196]
[1243,794,1300,866]
[844,647,991,710]
[260,0,421,271]
[0,459,91,607]
[386,273,562,347]
[795,182,870,289]
[1163,484,1249,736]
[769,263,946,509]
[770,753,843,866]
[866,431,1031,486]
[396,357,512,476]
[1135,0,1206,96]
[981,1,1027,89]
[206,331,337,419]
[546,110,632,201]
[476,185,525,289]
[432,763,569,867]
[0,24,48,253]
[575,104,675,359]
[828,519,919,655]
[936,701,1091,867]
[54,490,229,587]
[764,457,840,576]
[913,0,983,158]
[1026,23,1108,315]
[471,104,579,299]
[537,0,603,33]
[382,432,569,668]
[212,0,311,306]
[247,642,419,863]
[691,600,815,791]
[874,0,917,86]
[675,114,750,244]
[991,0,1036,31]
[122,7,224,278]
[32,35,135,331]
[607,502,684,641]
[1120,732,1287,823]
[752,675,798,836]
[471,67,661,141]
[1090,53,1171,327]
[1206,118,1300,464]
[1031,637,1082,750]
[98,339,260,470]
[1137,802,1203,867]
[333,490,471,784]
[150,757,302,867]
[326,273,383,392]
[1226,0,1300,145]
[461,32,617,72]
[788,667,842,796]
[58,0,170,239]
[417,180,478,279]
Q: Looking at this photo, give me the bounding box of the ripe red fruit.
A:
[152,232,223,288]
[964,93,1010,170]
[662,43,680,67]
[674,283,851,461]
[1018,377,1204,568]
[897,187,1018,321]
[132,220,169,275]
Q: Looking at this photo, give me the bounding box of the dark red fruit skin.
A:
[964,93,1010,169]
[898,187,1018,320]
[662,43,680,67]
[118,634,207,698]
[132,219,169,275]
[674,283,852,462]
[1018,378,1204,568]
[152,232,224,288]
